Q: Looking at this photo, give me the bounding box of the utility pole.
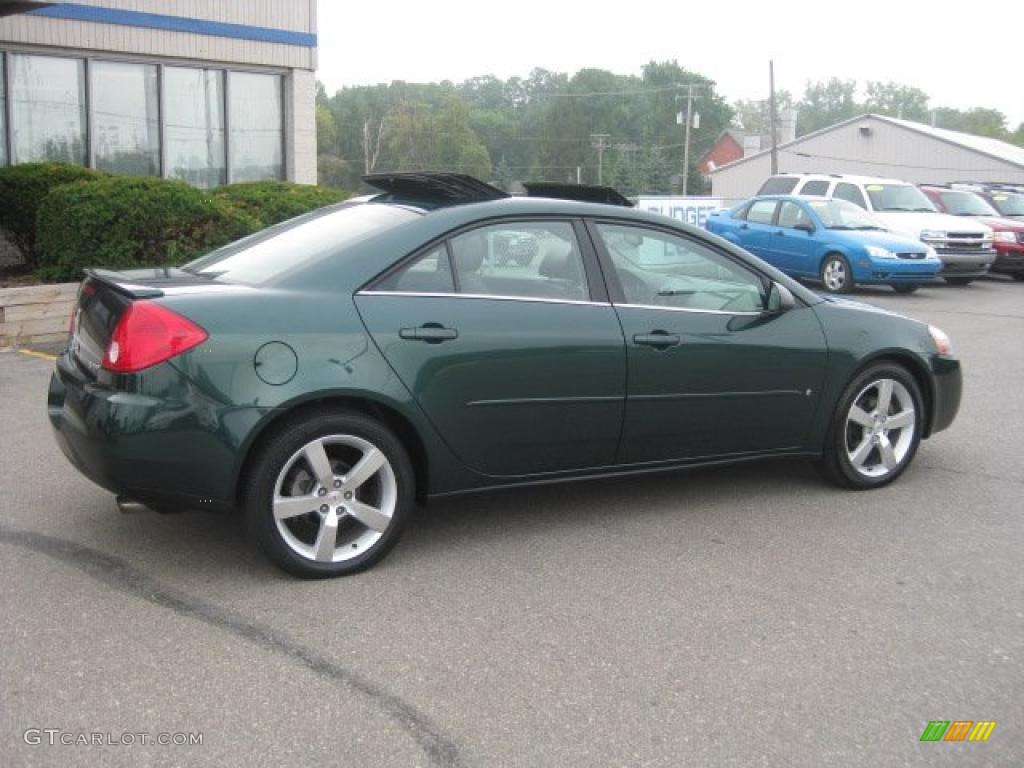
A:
[769,60,779,175]
[682,83,694,196]
[590,133,610,185]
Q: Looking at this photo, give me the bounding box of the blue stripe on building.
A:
[27,3,317,47]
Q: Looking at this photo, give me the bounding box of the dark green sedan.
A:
[48,174,962,578]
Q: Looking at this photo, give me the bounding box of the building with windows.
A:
[0,0,316,186]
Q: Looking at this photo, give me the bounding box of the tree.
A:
[797,79,858,135]
[864,81,929,122]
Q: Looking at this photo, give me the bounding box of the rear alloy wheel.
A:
[891,284,919,294]
[820,254,854,294]
[245,411,414,577]
[821,364,923,489]
[944,276,974,286]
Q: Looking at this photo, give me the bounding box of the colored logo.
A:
[920,721,997,742]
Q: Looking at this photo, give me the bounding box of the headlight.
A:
[928,324,953,356]
[920,229,945,241]
[865,245,897,259]
[993,231,1015,243]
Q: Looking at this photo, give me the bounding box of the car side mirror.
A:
[765,281,796,313]
[795,222,814,233]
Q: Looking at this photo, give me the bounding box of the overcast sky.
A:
[317,0,1024,129]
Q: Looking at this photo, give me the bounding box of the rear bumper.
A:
[47,352,264,511]
[927,354,962,437]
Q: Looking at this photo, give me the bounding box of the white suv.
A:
[758,174,996,284]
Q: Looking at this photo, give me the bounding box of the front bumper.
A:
[991,243,1024,275]
[927,354,962,437]
[855,258,941,284]
[935,249,997,278]
[48,351,264,511]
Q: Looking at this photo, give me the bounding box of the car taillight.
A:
[102,300,207,373]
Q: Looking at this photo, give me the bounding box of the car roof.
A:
[770,172,910,186]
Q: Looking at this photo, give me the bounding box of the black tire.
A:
[891,284,919,294]
[944,276,974,286]
[243,409,415,578]
[820,253,854,294]
[819,363,924,490]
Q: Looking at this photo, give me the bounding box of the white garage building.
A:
[710,113,1024,202]
[0,0,317,186]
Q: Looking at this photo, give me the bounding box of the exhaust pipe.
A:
[116,495,151,514]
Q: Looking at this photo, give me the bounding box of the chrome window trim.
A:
[356,290,609,307]
[614,302,763,317]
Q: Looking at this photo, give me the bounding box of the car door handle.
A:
[739,223,749,230]
[399,324,458,343]
[633,331,680,349]
[775,230,785,236]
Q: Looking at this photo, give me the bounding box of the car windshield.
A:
[939,191,998,216]
[865,184,936,212]
[990,193,1024,216]
[806,199,886,230]
[182,202,420,285]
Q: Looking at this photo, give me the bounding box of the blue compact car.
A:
[705,195,942,293]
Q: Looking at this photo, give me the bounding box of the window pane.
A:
[375,245,454,293]
[450,222,588,301]
[229,72,283,182]
[92,60,160,175]
[0,55,6,166]
[778,201,812,229]
[166,67,225,187]
[11,54,86,165]
[800,180,829,196]
[598,224,765,313]
[746,200,776,224]
[834,183,867,209]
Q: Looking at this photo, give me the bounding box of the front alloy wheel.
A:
[821,364,923,489]
[821,254,854,294]
[245,411,413,577]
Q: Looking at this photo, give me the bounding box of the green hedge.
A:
[36,176,261,282]
[0,162,103,268]
[213,181,350,228]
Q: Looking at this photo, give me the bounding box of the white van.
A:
[757,174,996,284]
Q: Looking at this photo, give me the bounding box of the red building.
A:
[697,130,748,176]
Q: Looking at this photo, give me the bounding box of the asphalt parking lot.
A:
[1,277,1021,767]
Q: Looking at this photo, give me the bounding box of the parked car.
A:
[48,174,962,578]
[757,174,996,285]
[705,195,941,293]
[947,183,1024,222]
[920,185,1024,281]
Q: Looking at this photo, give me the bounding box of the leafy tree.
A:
[797,79,858,135]
[864,81,930,122]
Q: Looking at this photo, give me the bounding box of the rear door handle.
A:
[399,324,458,343]
[633,331,680,349]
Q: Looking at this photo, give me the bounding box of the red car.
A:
[921,186,1024,281]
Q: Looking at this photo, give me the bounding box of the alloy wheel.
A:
[823,258,848,292]
[272,435,397,563]
[844,378,916,479]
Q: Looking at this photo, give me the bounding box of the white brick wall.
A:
[287,68,316,185]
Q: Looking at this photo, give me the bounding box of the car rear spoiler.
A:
[83,268,165,299]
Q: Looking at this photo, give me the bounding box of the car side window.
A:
[448,221,588,301]
[777,201,812,230]
[758,177,799,195]
[374,245,454,293]
[597,223,766,314]
[800,180,829,196]
[834,182,867,209]
[746,200,777,225]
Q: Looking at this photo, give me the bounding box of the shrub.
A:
[0,162,103,268]
[213,181,349,228]
[36,176,261,282]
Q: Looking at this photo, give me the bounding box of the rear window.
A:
[758,177,799,195]
[182,203,420,285]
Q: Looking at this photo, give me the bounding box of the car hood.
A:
[827,228,929,252]
[815,293,914,321]
[872,211,991,238]
[952,214,1024,232]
